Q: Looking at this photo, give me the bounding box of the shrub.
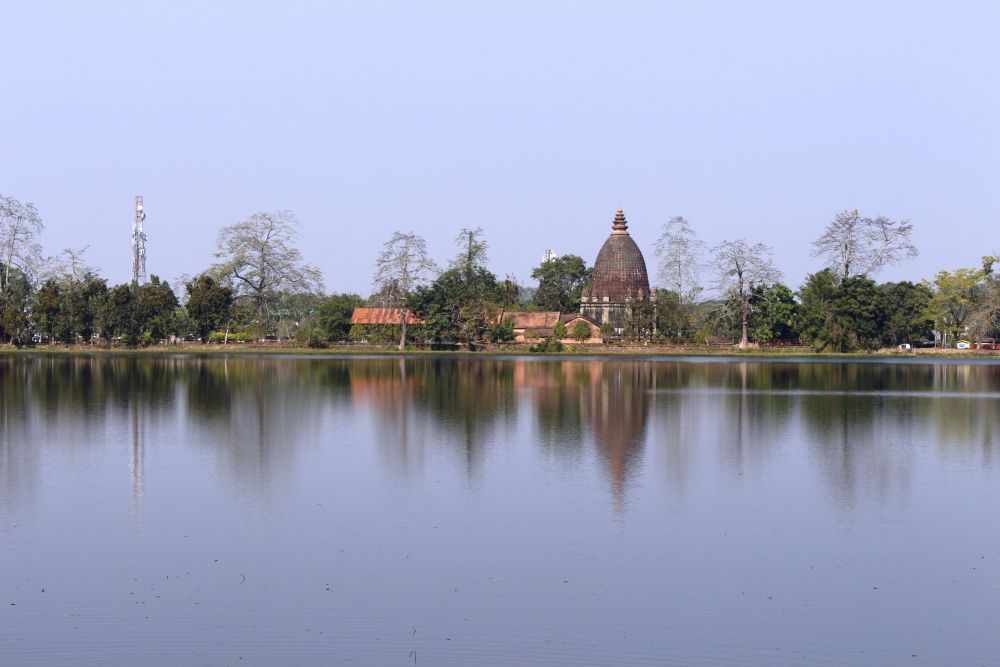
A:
[307,329,328,349]
[572,320,592,342]
[553,320,568,339]
[529,336,564,353]
[208,330,250,344]
[493,317,516,344]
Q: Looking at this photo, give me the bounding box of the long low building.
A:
[500,311,603,344]
[351,308,425,326]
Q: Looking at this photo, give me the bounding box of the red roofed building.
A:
[350,308,425,326]
[499,311,602,343]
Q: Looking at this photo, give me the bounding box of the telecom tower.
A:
[131,195,147,284]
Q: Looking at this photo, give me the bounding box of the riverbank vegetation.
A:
[2,193,1000,353]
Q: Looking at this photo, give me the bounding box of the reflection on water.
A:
[2,355,1000,666]
[3,355,1000,512]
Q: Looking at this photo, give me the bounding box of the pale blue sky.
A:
[2,1,998,295]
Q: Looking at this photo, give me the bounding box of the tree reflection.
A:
[2,355,1000,516]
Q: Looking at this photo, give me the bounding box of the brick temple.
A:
[580,208,652,335]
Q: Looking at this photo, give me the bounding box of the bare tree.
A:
[372,231,438,349]
[0,195,44,294]
[450,227,489,278]
[812,209,917,280]
[654,215,705,304]
[713,239,781,349]
[44,246,99,285]
[214,211,323,328]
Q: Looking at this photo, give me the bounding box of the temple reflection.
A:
[2,356,1000,515]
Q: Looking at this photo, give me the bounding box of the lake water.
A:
[2,354,1000,666]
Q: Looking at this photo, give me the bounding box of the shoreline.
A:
[2,343,998,361]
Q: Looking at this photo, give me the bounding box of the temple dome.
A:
[583,208,651,302]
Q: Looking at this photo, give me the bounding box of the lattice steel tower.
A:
[131,195,147,284]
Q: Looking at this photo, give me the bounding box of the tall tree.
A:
[34,246,105,343]
[748,283,798,343]
[35,275,103,344]
[797,271,886,351]
[317,293,365,341]
[713,239,781,348]
[878,281,933,346]
[653,289,690,342]
[0,265,32,344]
[796,269,839,351]
[812,209,917,280]
[831,276,883,351]
[0,195,44,296]
[372,231,437,349]
[185,274,234,341]
[530,254,590,312]
[926,267,985,346]
[654,215,705,305]
[450,227,489,279]
[98,284,139,344]
[214,211,323,328]
[409,266,501,345]
[34,278,65,341]
[135,276,179,341]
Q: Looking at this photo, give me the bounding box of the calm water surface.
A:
[2,355,999,666]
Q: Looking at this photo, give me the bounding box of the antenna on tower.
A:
[131,195,147,284]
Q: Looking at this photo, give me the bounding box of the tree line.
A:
[1,191,996,351]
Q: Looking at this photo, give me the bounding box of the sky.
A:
[2,1,998,296]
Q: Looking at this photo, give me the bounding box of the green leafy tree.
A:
[552,320,568,339]
[317,293,364,341]
[878,281,933,346]
[748,283,797,343]
[493,317,515,344]
[96,278,177,344]
[832,276,882,351]
[530,254,591,312]
[34,268,107,344]
[654,289,691,341]
[186,274,234,341]
[0,264,32,344]
[136,276,179,341]
[409,266,501,344]
[572,320,592,342]
[34,278,64,340]
[797,269,839,350]
[273,291,322,341]
[64,274,108,342]
[409,228,503,346]
[926,267,985,346]
[623,293,656,342]
[99,284,139,344]
[797,271,882,351]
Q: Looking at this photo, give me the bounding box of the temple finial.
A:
[612,207,629,234]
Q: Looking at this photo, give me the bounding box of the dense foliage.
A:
[530,255,591,312]
[2,190,998,352]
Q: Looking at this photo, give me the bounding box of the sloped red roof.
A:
[351,308,425,325]
[561,313,600,326]
[499,311,561,329]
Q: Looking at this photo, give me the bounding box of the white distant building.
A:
[542,249,558,263]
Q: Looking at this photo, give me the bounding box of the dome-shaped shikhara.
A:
[583,208,650,302]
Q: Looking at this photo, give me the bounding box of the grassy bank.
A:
[3,342,999,360]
